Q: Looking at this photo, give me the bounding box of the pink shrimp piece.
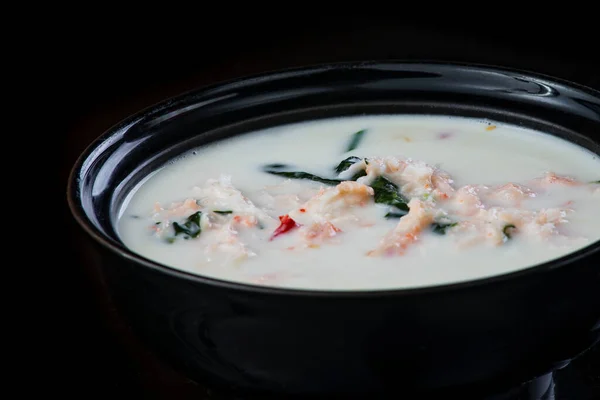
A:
[304,222,342,241]
[535,208,570,225]
[487,183,536,206]
[289,181,374,224]
[161,198,200,218]
[534,172,582,187]
[368,199,434,256]
[451,221,507,248]
[365,157,407,177]
[451,185,486,216]
[336,181,375,206]
[204,224,257,262]
[232,214,259,228]
[431,170,455,199]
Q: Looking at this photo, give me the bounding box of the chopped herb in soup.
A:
[345,129,367,152]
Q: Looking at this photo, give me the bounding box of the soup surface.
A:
[117,115,600,290]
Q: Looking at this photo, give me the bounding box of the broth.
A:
[117,115,600,290]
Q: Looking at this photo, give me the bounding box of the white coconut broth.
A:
[117,115,600,290]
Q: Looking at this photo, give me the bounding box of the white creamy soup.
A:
[117,115,600,290]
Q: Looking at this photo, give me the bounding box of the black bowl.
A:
[66,61,600,398]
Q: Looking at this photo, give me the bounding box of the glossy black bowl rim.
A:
[66,60,600,298]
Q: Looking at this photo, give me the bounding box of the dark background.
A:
[60,17,598,397]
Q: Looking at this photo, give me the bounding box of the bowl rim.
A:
[66,59,600,298]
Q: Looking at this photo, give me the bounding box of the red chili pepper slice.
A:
[269,214,298,241]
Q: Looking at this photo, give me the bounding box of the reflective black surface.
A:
[67,62,600,397]
[480,344,599,400]
[155,344,599,399]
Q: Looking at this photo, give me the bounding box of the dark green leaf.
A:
[165,237,175,244]
[431,221,458,235]
[385,211,408,219]
[503,224,516,239]
[370,176,410,212]
[335,156,362,173]
[350,169,367,181]
[334,157,367,181]
[155,222,161,225]
[263,168,343,186]
[213,210,233,215]
[264,163,289,169]
[172,211,202,239]
[592,180,600,184]
[346,129,367,152]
